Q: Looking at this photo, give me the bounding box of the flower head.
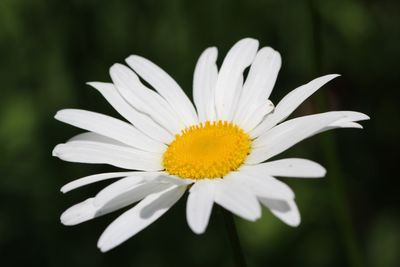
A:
[53,38,369,252]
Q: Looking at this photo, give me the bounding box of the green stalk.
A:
[221,208,247,267]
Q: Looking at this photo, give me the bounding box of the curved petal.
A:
[93,174,162,207]
[125,56,198,127]
[61,178,170,226]
[54,109,166,153]
[214,177,261,221]
[186,180,215,234]
[87,82,174,144]
[214,38,259,121]
[259,198,300,227]
[247,111,369,164]
[61,171,139,193]
[97,185,186,252]
[239,100,274,132]
[251,74,340,138]
[193,47,218,122]
[60,198,97,226]
[227,172,294,200]
[109,64,183,134]
[68,132,125,145]
[328,121,363,129]
[317,115,368,134]
[240,158,326,178]
[234,47,281,125]
[153,174,194,186]
[52,141,163,171]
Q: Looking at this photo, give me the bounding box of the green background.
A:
[0,0,399,266]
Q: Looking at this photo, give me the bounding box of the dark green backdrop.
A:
[0,0,399,266]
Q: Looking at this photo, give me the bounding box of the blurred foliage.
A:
[0,0,399,266]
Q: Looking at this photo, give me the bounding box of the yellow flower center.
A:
[163,121,251,179]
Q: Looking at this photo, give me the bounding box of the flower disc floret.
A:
[163,121,251,179]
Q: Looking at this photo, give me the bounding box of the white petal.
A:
[68,132,124,145]
[251,74,340,137]
[94,180,170,218]
[213,177,261,221]
[98,185,186,252]
[109,64,183,134]
[240,158,326,178]
[95,183,171,220]
[54,109,166,153]
[234,47,281,125]
[193,47,218,122]
[229,74,244,121]
[125,56,198,127]
[61,198,97,226]
[61,171,138,193]
[93,174,161,207]
[328,121,363,129]
[52,141,163,171]
[239,100,274,132]
[227,172,294,200]
[186,180,215,234]
[87,82,174,144]
[153,174,194,185]
[61,178,170,226]
[214,38,259,120]
[259,198,300,227]
[317,114,369,134]
[247,111,368,164]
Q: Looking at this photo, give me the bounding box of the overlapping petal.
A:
[54,37,369,252]
[247,111,369,164]
[125,55,198,127]
[87,82,174,143]
[193,47,218,122]
[109,63,183,134]
[251,74,340,137]
[55,109,166,152]
[214,38,259,120]
[53,140,163,171]
[97,185,186,252]
[234,47,281,126]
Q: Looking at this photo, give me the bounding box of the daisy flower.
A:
[53,38,369,252]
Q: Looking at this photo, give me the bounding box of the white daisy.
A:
[53,38,369,252]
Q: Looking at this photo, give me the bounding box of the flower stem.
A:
[221,208,247,267]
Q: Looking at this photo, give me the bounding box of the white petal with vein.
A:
[259,198,300,227]
[228,172,294,200]
[61,171,139,193]
[186,180,215,234]
[87,82,173,143]
[214,38,259,120]
[55,109,166,152]
[61,177,169,226]
[214,177,261,221]
[251,74,340,137]
[193,47,218,122]
[109,64,182,134]
[241,158,326,178]
[98,185,186,252]
[53,141,163,171]
[125,55,198,126]
[234,47,281,125]
[247,111,367,164]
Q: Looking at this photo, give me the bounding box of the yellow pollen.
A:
[163,120,251,179]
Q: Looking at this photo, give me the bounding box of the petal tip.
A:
[52,145,62,157]
[60,186,68,194]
